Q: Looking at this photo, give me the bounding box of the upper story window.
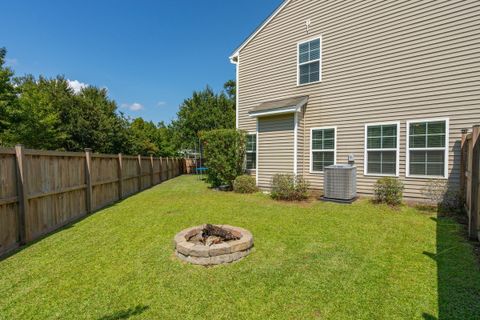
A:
[298,38,321,85]
[407,119,448,178]
[246,134,257,170]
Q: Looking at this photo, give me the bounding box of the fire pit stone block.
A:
[174,225,253,266]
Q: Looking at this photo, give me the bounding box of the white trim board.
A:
[256,119,259,186]
[235,55,240,129]
[249,106,298,118]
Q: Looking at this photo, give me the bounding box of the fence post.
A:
[118,153,123,200]
[469,126,480,240]
[150,155,154,186]
[137,155,142,191]
[166,157,170,180]
[15,144,28,245]
[85,148,93,214]
[460,129,468,194]
[159,157,163,182]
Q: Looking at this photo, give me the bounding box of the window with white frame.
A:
[311,128,335,172]
[298,38,321,85]
[365,123,399,176]
[246,134,256,170]
[408,120,448,177]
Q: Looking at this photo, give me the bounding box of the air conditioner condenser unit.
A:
[322,164,357,203]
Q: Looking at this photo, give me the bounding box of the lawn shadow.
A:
[97,305,150,320]
[0,199,126,262]
[422,216,480,319]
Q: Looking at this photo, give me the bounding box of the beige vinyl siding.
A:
[257,114,295,188]
[297,109,306,176]
[236,0,480,200]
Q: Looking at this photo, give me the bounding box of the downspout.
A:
[294,112,298,176]
[303,107,306,177]
[230,55,240,129]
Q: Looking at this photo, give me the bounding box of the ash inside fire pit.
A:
[174,224,253,266]
[187,224,240,246]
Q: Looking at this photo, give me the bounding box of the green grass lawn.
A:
[1,175,479,320]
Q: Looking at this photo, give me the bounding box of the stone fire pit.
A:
[174,224,253,266]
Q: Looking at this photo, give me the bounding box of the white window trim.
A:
[309,126,336,174]
[364,121,400,177]
[297,35,322,87]
[255,120,259,186]
[246,132,257,171]
[406,118,449,179]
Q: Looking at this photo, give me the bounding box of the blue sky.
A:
[0,0,282,123]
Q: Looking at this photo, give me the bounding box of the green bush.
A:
[373,177,404,206]
[422,179,465,214]
[271,174,309,201]
[200,129,246,188]
[233,175,258,194]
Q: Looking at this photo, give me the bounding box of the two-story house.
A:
[230,0,480,201]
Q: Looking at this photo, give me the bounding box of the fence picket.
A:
[0,147,186,257]
[462,125,480,241]
[14,145,28,244]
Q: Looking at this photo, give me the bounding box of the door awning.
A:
[248,96,309,117]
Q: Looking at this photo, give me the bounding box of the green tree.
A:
[64,86,131,154]
[0,48,18,142]
[0,46,236,157]
[200,129,246,188]
[157,121,177,156]
[4,75,71,149]
[128,118,160,155]
[224,79,236,101]
[172,82,235,150]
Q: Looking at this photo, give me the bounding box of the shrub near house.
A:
[271,174,309,201]
[201,129,246,188]
[233,175,258,194]
[373,177,404,206]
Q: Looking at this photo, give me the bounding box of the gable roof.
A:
[229,0,291,62]
[248,95,309,117]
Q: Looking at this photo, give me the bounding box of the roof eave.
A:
[248,106,298,118]
[248,96,309,118]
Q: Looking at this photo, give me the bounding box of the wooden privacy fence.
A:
[0,146,185,257]
[461,125,480,241]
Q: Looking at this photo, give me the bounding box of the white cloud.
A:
[157,101,167,107]
[121,102,144,111]
[67,79,87,94]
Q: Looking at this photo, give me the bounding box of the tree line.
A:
[0,48,235,156]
